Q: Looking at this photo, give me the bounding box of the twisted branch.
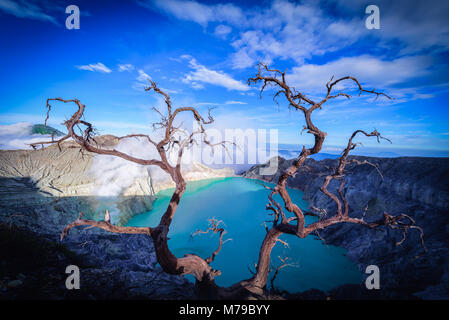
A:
[191,218,230,264]
[60,212,151,240]
[270,256,298,292]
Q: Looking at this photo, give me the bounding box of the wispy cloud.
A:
[0,121,156,150]
[141,0,244,27]
[150,0,449,66]
[225,100,247,105]
[0,122,32,136]
[214,24,232,39]
[0,122,53,150]
[118,64,135,72]
[181,55,249,91]
[286,55,433,99]
[131,69,152,91]
[76,62,112,73]
[136,69,151,82]
[148,0,365,67]
[0,0,57,24]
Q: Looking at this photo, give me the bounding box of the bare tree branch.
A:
[270,256,298,292]
[191,217,231,264]
[60,212,151,240]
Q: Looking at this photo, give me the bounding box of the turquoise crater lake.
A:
[127,177,362,292]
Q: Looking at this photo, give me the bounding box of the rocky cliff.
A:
[244,156,449,299]
[0,136,233,299]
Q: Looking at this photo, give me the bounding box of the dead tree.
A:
[32,67,426,299]
[31,81,234,293]
[245,63,427,292]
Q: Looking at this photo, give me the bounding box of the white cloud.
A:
[132,69,152,91]
[228,1,365,68]
[286,55,432,93]
[149,0,366,67]
[190,82,205,90]
[214,24,232,38]
[194,102,220,107]
[160,87,179,94]
[142,0,244,27]
[118,64,135,72]
[136,69,151,82]
[7,136,52,150]
[143,0,213,26]
[231,48,255,70]
[77,62,112,73]
[147,0,449,79]
[0,122,55,150]
[225,100,247,105]
[0,0,57,24]
[181,55,249,91]
[0,122,32,136]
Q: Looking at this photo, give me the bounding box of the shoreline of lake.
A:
[126,177,362,293]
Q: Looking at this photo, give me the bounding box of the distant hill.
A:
[280,149,404,160]
[309,152,340,160]
[372,151,401,158]
[31,124,65,137]
[279,149,340,160]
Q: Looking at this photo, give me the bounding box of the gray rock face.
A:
[0,221,195,300]
[244,155,449,299]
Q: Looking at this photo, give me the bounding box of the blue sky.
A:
[1,0,449,156]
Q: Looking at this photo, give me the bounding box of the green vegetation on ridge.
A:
[31,124,64,137]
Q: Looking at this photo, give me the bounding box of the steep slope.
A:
[244,156,449,299]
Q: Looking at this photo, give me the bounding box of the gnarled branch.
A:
[60,212,151,241]
[191,218,231,265]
